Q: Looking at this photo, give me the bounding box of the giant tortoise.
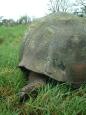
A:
[19,12,86,101]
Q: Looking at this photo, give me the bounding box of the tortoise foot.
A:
[19,81,46,102]
[19,92,29,102]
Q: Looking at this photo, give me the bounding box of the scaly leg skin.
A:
[19,71,46,102]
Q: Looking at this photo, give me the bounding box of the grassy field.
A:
[0,24,86,115]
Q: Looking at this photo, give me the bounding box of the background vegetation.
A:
[0,22,86,115]
[0,0,86,27]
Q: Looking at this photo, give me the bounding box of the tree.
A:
[1,19,15,26]
[73,0,86,16]
[18,15,31,24]
[0,16,3,25]
[48,0,72,13]
[0,16,3,21]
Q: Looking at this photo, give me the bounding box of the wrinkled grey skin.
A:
[19,12,86,84]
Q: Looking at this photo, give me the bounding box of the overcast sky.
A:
[0,0,49,20]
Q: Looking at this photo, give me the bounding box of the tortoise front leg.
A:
[19,71,46,102]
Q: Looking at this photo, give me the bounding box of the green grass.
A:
[0,24,86,115]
